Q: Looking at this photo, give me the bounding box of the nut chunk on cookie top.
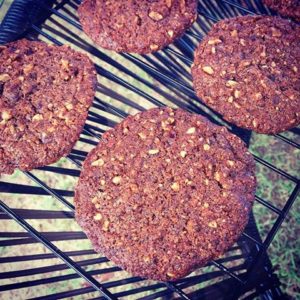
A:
[0,39,97,174]
[75,107,256,281]
[263,0,300,22]
[78,0,198,54]
[192,15,300,134]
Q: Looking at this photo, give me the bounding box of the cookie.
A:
[75,107,256,281]
[192,16,300,134]
[263,0,300,22]
[0,39,97,174]
[78,0,197,54]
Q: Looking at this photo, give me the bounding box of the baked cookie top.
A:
[78,0,197,54]
[192,15,300,134]
[75,107,256,281]
[263,0,300,22]
[0,39,97,174]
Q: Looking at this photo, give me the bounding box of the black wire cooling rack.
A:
[0,0,299,299]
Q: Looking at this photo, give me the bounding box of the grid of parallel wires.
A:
[0,0,299,299]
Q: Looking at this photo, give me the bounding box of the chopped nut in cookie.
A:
[202,66,214,75]
[208,221,218,228]
[165,0,172,8]
[226,80,238,88]
[214,172,221,181]
[186,127,196,134]
[138,132,146,140]
[65,103,74,111]
[1,110,11,121]
[23,64,33,75]
[60,59,69,69]
[150,44,159,51]
[208,38,222,45]
[167,272,176,278]
[94,213,103,221]
[167,30,174,37]
[0,74,10,82]
[112,176,122,185]
[91,158,105,167]
[148,149,160,155]
[171,182,180,192]
[102,220,110,231]
[143,256,151,263]
[32,114,43,121]
[203,144,210,151]
[234,90,240,98]
[227,160,235,167]
[180,150,187,158]
[149,11,164,21]
[230,29,238,37]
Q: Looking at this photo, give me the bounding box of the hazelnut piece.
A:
[94,213,102,221]
[148,149,159,155]
[202,66,214,75]
[112,176,121,185]
[91,158,105,167]
[208,221,218,228]
[149,11,164,21]
[186,127,196,134]
[203,144,210,151]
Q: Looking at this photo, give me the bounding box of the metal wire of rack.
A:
[0,0,299,299]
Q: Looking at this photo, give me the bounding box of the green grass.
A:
[250,133,300,299]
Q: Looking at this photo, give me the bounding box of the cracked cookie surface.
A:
[192,16,300,134]
[75,107,256,281]
[78,0,197,54]
[0,39,97,174]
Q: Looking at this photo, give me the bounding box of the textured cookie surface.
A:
[192,16,300,134]
[0,39,97,174]
[263,0,300,22]
[75,107,256,281]
[78,0,197,54]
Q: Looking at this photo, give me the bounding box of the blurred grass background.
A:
[250,134,300,299]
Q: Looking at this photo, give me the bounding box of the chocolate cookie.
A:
[78,0,197,54]
[0,39,97,174]
[263,0,300,22]
[75,107,256,281]
[192,16,300,134]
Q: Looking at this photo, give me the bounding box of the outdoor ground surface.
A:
[0,0,299,299]
[250,134,300,299]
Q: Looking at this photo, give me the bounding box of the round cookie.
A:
[75,107,256,281]
[192,16,300,134]
[78,0,198,54]
[0,39,97,174]
[263,0,300,22]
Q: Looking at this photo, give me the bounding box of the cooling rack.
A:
[0,0,299,299]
